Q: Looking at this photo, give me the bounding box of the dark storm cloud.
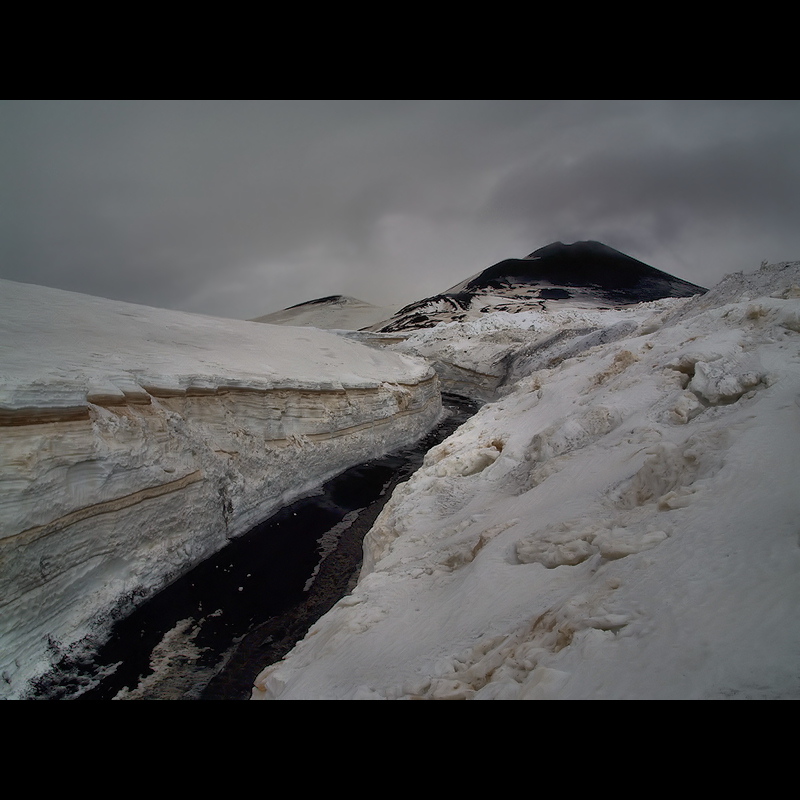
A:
[2,100,799,318]
[480,100,800,285]
[487,124,800,237]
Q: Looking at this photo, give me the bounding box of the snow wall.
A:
[0,280,441,699]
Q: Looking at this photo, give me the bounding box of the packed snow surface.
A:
[254,261,800,700]
[0,281,427,409]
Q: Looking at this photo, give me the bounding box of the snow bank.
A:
[0,279,440,699]
[254,261,800,700]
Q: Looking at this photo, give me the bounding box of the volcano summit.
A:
[370,241,707,333]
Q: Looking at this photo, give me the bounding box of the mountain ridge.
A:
[251,241,707,334]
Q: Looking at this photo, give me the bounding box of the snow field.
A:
[254,262,800,699]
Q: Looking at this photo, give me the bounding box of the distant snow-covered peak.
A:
[250,295,398,331]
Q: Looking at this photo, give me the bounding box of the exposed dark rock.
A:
[463,241,706,302]
[539,288,572,300]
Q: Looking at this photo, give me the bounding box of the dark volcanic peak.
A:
[465,240,707,301]
[371,240,707,333]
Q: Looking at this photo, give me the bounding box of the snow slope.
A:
[254,261,800,700]
[0,279,439,699]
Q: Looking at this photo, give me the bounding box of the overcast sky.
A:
[2,99,799,320]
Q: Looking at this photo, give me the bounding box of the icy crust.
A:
[254,262,800,700]
[0,280,440,699]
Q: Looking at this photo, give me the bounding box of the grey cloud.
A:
[2,100,799,318]
[482,107,800,286]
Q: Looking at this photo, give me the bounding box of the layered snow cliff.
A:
[0,279,440,698]
[254,261,800,700]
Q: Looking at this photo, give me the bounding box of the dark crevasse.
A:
[28,393,479,701]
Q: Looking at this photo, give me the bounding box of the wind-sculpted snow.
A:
[0,279,439,699]
[254,260,800,700]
